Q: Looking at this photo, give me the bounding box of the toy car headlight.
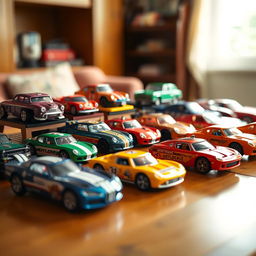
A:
[215,157,224,161]
[174,127,181,134]
[125,93,130,99]
[248,142,256,147]
[111,95,116,100]
[82,191,103,197]
[92,145,98,152]
[154,172,162,179]
[60,105,65,111]
[128,134,133,140]
[111,177,123,190]
[73,149,79,155]
[79,104,83,109]
[140,133,146,138]
[41,107,46,112]
[112,137,118,143]
[156,129,161,136]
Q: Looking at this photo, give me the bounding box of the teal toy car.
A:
[25,132,97,162]
[135,82,182,106]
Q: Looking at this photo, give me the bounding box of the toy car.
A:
[58,121,134,154]
[0,133,31,169]
[5,156,123,211]
[0,93,65,122]
[75,84,130,107]
[25,132,97,162]
[190,125,256,155]
[137,113,195,140]
[213,99,256,123]
[149,137,241,173]
[154,101,244,129]
[106,118,161,146]
[238,122,256,135]
[135,82,182,106]
[54,95,98,115]
[87,150,186,191]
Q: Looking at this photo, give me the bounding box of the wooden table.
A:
[1,130,256,256]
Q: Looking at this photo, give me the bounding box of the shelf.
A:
[15,0,91,8]
[127,50,175,57]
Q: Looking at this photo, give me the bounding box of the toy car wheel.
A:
[97,140,110,154]
[20,109,33,122]
[161,129,171,141]
[59,150,70,159]
[100,97,109,107]
[93,164,105,171]
[135,173,151,191]
[70,106,77,115]
[229,142,244,155]
[0,106,7,119]
[195,157,211,173]
[27,144,36,155]
[62,190,79,212]
[11,174,26,196]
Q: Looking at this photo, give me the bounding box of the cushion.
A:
[6,63,80,98]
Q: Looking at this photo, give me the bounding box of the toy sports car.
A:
[149,137,241,173]
[106,118,161,146]
[5,156,123,211]
[58,121,133,154]
[75,84,130,107]
[87,150,186,191]
[0,133,31,169]
[213,99,256,123]
[54,95,98,115]
[190,125,256,155]
[137,113,195,140]
[25,132,97,162]
[0,93,64,122]
[135,82,182,106]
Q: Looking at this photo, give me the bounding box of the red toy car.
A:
[0,93,64,122]
[149,137,242,173]
[54,95,98,115]
[106,118,161,146]
[214,99,256,123]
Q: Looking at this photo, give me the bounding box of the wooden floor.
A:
[1,128,256,256]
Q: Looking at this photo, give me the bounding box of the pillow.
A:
[6,63,80,98]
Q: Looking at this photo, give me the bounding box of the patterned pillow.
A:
[6,63,80,98]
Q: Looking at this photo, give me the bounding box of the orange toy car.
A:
[75,84,130,108]
[237,122,256,135]
[137,113,196,141]
[190,125,256,155]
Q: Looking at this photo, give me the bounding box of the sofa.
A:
[0,65,143,102]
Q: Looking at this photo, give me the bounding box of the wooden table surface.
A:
[1,128,256,256]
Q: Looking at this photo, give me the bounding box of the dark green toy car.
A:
[25,132,98,162]
[135,82,182,106]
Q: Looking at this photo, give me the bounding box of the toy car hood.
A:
[199,146,241,159]
[0,143,27,150]
[236,106,256,115]
[98,91,128,99]
[229,133,256,142]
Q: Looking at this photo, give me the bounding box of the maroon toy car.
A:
[106,118,161,146]
[0,93,65,122]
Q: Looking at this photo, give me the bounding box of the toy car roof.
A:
[38,132,71,138]
[15,92,49,97]
[141,113,170,118]
[113,150,149,158]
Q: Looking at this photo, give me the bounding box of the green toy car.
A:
[135,82,182,106]
[25,132,97,162]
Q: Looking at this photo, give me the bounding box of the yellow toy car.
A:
[87,150,186,190]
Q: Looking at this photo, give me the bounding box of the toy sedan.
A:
[137,113,195,140]
[87,150,186,191]
[214,99,256,123]
[0,133,31,169]
[190,125,256,155]
[5,156,123,211]
[0,93,64,122]
[58,121,133,154]
[54,95,98,115]
[25,132,97,162]
[106,118,161,146]
[149,137,241,173]
[135,82,182,106]
[75,84,130,107]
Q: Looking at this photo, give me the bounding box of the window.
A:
[30,163,48,175]
[77,124,88,131]
[116,158,130,166]
[37,136,45,143]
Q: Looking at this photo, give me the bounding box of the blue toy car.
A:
[5,156,123,211]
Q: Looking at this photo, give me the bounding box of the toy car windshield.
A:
[123,120,142,129]
[89,123,111,132]
[50,159,80,176]
[96,84,113,92]
[55,136,77,145]
[71,97,88,102]
[31,96,53,103]
[158,115,176,124]
[192,141,215,151]
[132,153,158,166]
[223,128,242,136]
[0,134,10,144]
